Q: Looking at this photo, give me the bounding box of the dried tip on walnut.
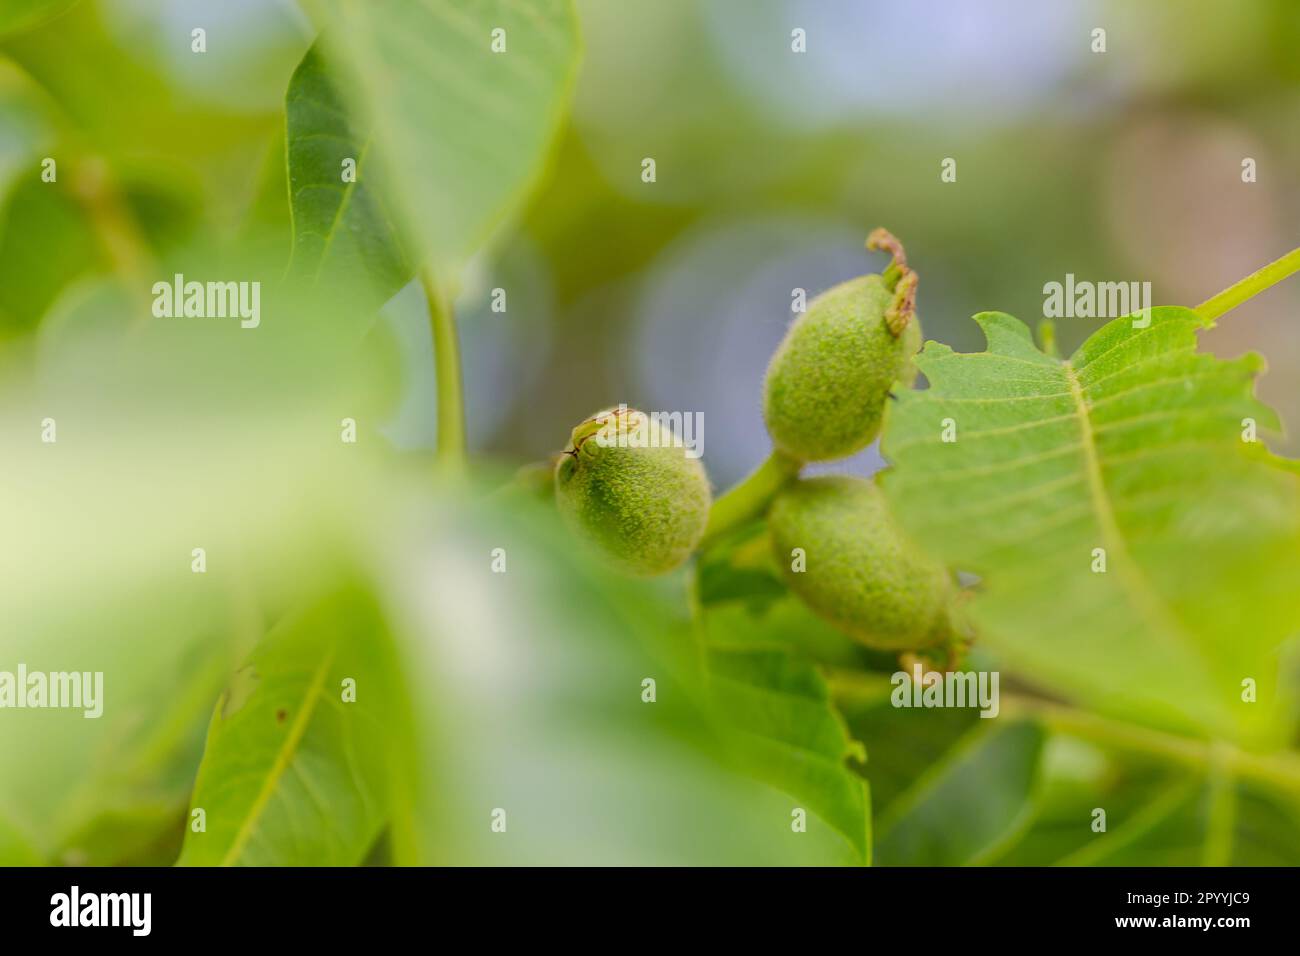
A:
[554,406,712,575]
[768,475,954,651]
[762,230,922,462]
[866,227,908,272]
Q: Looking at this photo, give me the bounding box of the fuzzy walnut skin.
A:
[555,408,711,575]
[769,476,951,650]
[763,274,921,463]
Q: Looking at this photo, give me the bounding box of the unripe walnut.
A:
[769,475,953,651]
[554,406,711,575]
[763,230,922,462]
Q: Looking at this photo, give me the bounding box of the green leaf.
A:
[979,733,1138,865]
[303,0,580,275]
[835,674,983,813]
[0,521,244,867]
[1002,747,1300,866]
[0,61,74,336]
[178,587,398,867]
[0,0,77,36]
[873,720,1045,866]
[285,45,415,309]
[882,308,1300,744]
[0,268,409,865]
[1092,777,1300,866]
[0,177,101,335]
[696,533,874,863]
[0,807,42,865]
[703,643,872,863]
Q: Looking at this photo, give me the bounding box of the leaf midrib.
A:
[310,135,375,283]
[1062,358,1195,656]
[220,646,337,866]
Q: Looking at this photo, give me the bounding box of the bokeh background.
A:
[2,0,1299,867]
[523,0,1300,483]
[5,0,1298,484]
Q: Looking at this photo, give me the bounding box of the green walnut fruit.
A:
[555,406,711,575]
[763,229,922,462]
[769,475,953,651]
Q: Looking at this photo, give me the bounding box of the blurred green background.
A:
[2,0,1299,867]
[5,0,1298,481]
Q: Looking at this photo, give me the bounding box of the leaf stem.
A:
[1036,318,1060,359]
[1001,694,1300,797]
[420,268,467,473]
[1195,246,1300,322]
[699,450,801,549]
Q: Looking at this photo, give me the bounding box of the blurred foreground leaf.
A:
[178,587,398,866]
[1052,776,1300,866]
[0,0,77,37]
[0,178,101,334]
[835,675,1042,866]
[696,527,874,863]
[704,644,872,863]
[378,495,862,865]
[872,720,1043,865]
[0,276,400,865]
[0,806,43,865]
[988,734,1300,866]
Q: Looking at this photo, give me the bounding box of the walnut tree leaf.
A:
[0,0,78,36]
[882,307,1300,745]
[285,45,415,310]
[286,0,580,308]
[177,587,398,867]
[696,540,874,864]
